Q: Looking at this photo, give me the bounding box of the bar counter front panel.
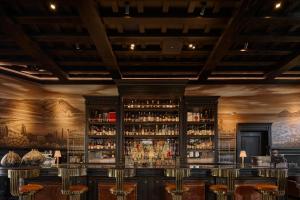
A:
[1,166,299,200]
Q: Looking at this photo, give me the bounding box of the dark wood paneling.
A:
[34,182,67,200]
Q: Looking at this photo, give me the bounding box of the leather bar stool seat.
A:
[110,185,135,196]
[210,184,228,194]
[69,185,88,194]
[165,183,190,194]
[235,185,261,200]
[19,184,44,199]
[209,184,228,200]
[255,183,278,200]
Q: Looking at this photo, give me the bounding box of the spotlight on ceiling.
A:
[200,7,206,16]
[49,2,56,11]
[125,2,130,16]
[75,43,80,50]
[275,2,282,9]
[240,42,249,52]
[130,43,135,50]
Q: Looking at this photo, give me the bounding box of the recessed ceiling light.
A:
[275,2,281,9]
[188,44,196,50]
[130,43,135,50]
[49,2,56,10]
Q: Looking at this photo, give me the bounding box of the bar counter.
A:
[0,164,299,200]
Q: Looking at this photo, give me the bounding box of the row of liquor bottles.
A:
[89,125,116,136]
[124,99,179,109]
[89,111,116,123]
[125,139,177,167]
[187,125,214,136]
[187,111,214,122]
[124,112,179,122]
[124,125,179,136]
[88,139,116,150]
[187,138,214,150]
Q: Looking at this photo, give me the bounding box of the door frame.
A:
[236,123,272,163]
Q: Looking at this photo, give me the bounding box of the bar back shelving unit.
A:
[184,97,219,165]
[121,97,182,168]
[84,96,119,164]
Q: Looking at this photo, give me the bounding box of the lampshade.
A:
[239,150,247,158]
[54,150,61,158]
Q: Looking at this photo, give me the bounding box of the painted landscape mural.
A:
[186,85,300,149]
[0,74,300,149]
[0,75,117,149]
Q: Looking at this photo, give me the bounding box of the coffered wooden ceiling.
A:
[0,0,299,84]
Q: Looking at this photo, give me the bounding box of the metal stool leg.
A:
[171,194,182,200]
[70,195,81,200]
[216,193,227,200]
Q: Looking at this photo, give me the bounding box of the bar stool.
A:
[58,165,88,200]
[255,168,288,200]
[8,168,43,200]
[164,168,191,200]
[108,168,136,200]
[210,168,240,200]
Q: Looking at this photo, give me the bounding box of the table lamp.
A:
[239,150,247,167]
[54,150,61,167]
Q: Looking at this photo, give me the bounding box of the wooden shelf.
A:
[124,108,179,112]
[89,121,116,125]
[124,121,179,125]
[187,135,215,138]
[88,149,115,152]
[88,135,116,139]
[124,135,179,139]
[187,148,214,151]
[187,121,214,125]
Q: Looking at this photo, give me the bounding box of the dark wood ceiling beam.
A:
[115,50,210,56]
[16,16,300,27]
[238,35,300,43]
[33,35,93,43]
[16,16,82,24]
[77,0,121,80]
[119,61,204,67]
[58,61,104,66]
[0,49,290,57]
[198,0,264,80]
[0,59,36,66]
[110,36,218,45]
[264,53,300,80]
[249,17,300,25]
[227,50,291,56]
[0,12,68,80]
[123,71,197,75]
[103,17,229,27]
[219,61,275,66]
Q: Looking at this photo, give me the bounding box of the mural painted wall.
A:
[0,74,300,149]
[186,85,300,149]
[0,75,117,149]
